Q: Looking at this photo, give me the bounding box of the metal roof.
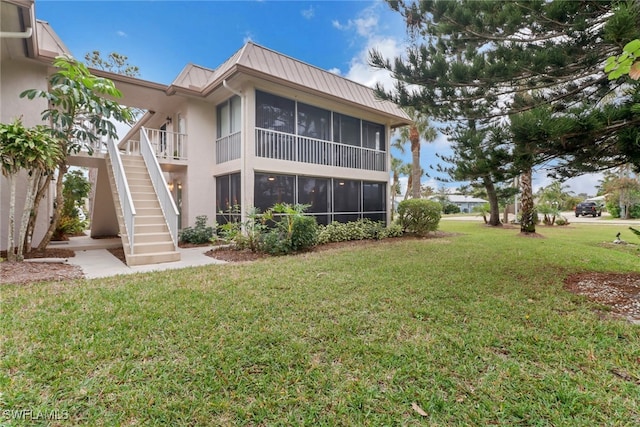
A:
[172,42,411,126]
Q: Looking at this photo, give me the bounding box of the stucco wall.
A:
[183,99,217,227]
[0,58,52,252]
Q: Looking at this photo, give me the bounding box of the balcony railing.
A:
[146,128,187,161]
[255,128,386,172]
[216,131,241,164]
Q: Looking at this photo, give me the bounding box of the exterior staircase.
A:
[106,154,180,266]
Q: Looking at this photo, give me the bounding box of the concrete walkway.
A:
[50,235,226,279]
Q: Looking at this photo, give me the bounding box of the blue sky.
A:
[36,0,600,197]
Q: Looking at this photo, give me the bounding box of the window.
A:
[252,174,387,224]
[363,182,385,212]
[333,179,360,213]
[362,121,385,151]
[297,103,330,140]
[217,96,241,138]
[256,91,295,134]
[216,173,241,224]
[254,173,295,211]
[298,176,330,213]
[333,113,361,146]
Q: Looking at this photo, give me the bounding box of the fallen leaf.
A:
[412,402,428,417]
[629,61,640,80]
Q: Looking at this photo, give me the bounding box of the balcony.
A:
[122,128,187,166]
[255,128,386,172]
[216,131,241,164]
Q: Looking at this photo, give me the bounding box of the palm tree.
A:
[396,107,437,199]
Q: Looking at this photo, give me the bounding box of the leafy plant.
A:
[179,215,216,245]
[443,203,461,214]
[397,199,442,235]
[317,219,402,244]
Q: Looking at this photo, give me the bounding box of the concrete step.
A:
[134,199,161,209]
[130,192,159,201]
[134,232,174,244]
[126,251,181,266]
[135,207,163,216]
[134,223,169,234]
[129,184,155,193]
[132,241,177,255]
[127,176,153,186]
[136,215,166,225]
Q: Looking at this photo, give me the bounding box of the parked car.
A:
[575,201,602,217]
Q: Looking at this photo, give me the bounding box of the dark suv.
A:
[575,201,602,217]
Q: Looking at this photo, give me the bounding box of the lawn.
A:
[2,222,639,426]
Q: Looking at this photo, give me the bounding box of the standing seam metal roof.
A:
[172,42,410,124]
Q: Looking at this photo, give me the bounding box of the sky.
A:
[36,0,602,197]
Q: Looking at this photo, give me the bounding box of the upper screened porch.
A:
[215,90,389,173]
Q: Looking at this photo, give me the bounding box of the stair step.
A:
[136,215,166,225]
[132,241,177,254]
[134,223,169,234]
[134,232,174,244]
[126,251,181,266]
[135,207,163,216]
[130,192,159,200]
[134,200,161,209]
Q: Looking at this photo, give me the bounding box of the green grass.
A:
[2,222,639,426]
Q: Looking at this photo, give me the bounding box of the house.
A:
[0,0,412,265]
[426,194,488,213]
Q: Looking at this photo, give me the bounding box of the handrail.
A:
[106,136,136,255]
[139,127,179,247]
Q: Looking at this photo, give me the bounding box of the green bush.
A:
[290,216,318,252]
[397,199,442,235]
[555,217,570,226]
[179,215,215,244]
[443,203,461,214]
[317,219,403,244]
[53,215,87,240]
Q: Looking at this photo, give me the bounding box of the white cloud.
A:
[328,67,341,75]
[301,6,314,20]
[243,32,255,44]
[116,30,127,37]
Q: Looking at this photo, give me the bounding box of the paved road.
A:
[443,211,640,226]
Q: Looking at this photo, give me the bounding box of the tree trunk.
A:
[410,125,421,199]
[16,170,41,261]
[37,163,67,251]
[520,168,536,233]
[404,174,412,200]
[7,174,17,261]
[23,174,51,254]
[483,177,502,226]
[503,205,510,224]
[391,172,399,221]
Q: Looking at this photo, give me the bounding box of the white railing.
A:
[216,131,242,164]
[106,137,136,255]
[145,128,187,161]
[255,128,386,172]
[140,127,179,247]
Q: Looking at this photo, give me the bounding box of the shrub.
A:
[317,219,403,244]
[179,215,215,244]
[53,215,86,240]
[555,216,570,226]
[397,199,442,235]
[443,203,461,214]
[290,215,318,251]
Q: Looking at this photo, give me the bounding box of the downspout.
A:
[222,80,246,224]
[0,27,32,38]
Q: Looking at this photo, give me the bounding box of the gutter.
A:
[0,26,32,38]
